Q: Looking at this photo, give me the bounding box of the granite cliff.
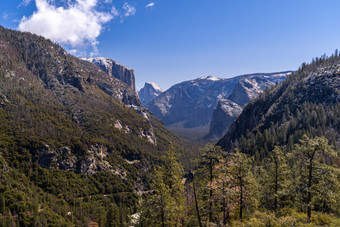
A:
[138,82,163,106]
[205,99,242,140]
[80,57,136,91]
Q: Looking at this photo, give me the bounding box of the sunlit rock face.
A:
[80,57,136,91]
[138,82,163,106]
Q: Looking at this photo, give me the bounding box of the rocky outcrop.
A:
[80,57,136,91]
[205,99,242,140]
[138,82,163,106]
[113,119,157,145]
[36,144,127,176]
[147,73,291,135]
[0,92,9,107]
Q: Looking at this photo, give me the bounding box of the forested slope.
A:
[218,53,340,159]
[0,25,191,226]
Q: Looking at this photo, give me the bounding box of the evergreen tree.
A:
[263,146,291,211]
[210,153,238,225]
[226,150,258,221]
[105,203,120,227]
[193,144,223,224]
[140,146,186,226]
[292,135,336,221]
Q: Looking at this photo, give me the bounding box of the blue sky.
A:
[1,0,340,90]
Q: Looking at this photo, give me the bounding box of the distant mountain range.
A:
[146,73,292,140]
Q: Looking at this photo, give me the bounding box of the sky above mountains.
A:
[1,0,340,90]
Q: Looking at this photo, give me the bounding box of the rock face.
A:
[205,99,242,140]
[147,73,291,137]
[228,77,272,106]
[80,57,136,91]
[36,144,117,176]
[138,82,163,106]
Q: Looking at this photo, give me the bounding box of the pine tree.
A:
[105,203,120,227]
[263,146,291,211]
[227,149,258,221]
[194,144,223,224]
[140,146,186,226]
[293,135,336,221]
[210,154,238,225]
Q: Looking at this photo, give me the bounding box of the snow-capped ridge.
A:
[199,75,220,81]
[145,82,163,92]
[80,57,133,71]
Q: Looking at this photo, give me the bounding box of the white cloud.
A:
[18,0,115,49]
[20,0,33,7]
[145,2,155,8]
[123,2,136,17]
[2,13,8,20]
[111,6,119,17]
[69,49,78,55]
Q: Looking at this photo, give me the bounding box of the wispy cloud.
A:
[146,2,155,8]
[19,0,33,7]
[123,2,136,17]
[18,0,117,54]
[111,6,119,17]
[2,13,8,20]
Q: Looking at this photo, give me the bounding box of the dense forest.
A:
[138,137,339,226]
[0,26,339,226]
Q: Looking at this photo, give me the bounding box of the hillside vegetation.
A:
[0,26,193,226]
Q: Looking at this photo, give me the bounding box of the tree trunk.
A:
[209,159,213,222]
[223,182,226,225]
[274,159,278,211]
[307,160,312,221]
[193,182,202,227]
[240,178,243,221]
[161,198,165,227]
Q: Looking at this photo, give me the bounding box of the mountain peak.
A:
[199,75,220,81]
[138,82,163,106]
[145,82,163,92]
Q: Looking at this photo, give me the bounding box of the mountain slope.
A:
[138,82,163,106]
[147,73,290,138]
[217,54,340,159]
[0,26,190,225]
